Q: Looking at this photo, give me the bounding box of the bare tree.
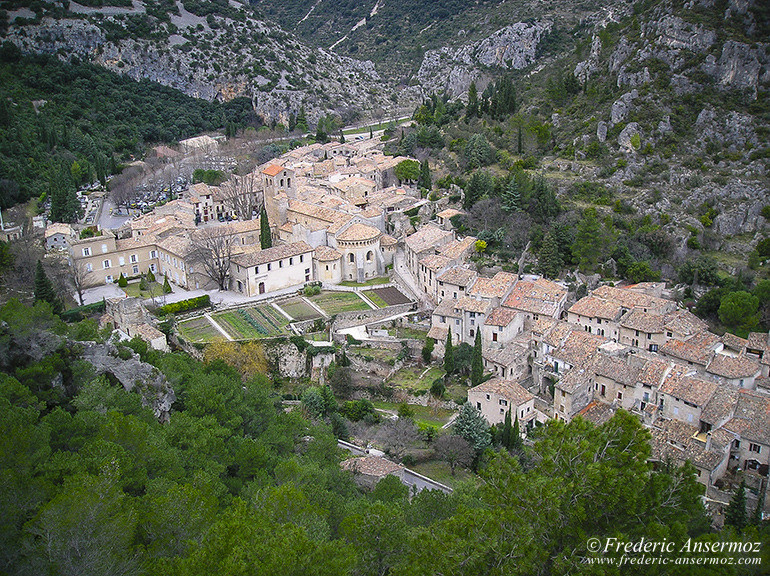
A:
[375,418,420,460]
[434,434,474,475]
[189,226,237,290]
[70,260,89,306]
[219,172,261,220]
[109,165,144,212]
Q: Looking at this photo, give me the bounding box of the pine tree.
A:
[34,260,62,314]
[502,177,522,213]
[538,232,563,279]
[725,481,748,531]
[466,82,479,119]
[260,206,272,249]
[453,402,491,453]
[572,208,604,272]
[444,331,454,375]
[296,106,308,133]
[471,331,483,387]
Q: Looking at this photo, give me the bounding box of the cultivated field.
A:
[363,286,411,307]
[177,316,224,343]
[308,291,371,315]
[212,305,290,339]
[277,297,322,321]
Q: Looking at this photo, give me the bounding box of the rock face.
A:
[618,122,641,153]
[414,21,552,98]
[80,342,176,421]
[610,90,638,125]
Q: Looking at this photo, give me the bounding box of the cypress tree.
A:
[117,273,128,287]
[512,414,522,449]
[163,275,172,294]
[466,82,479,119]
[725,480,748,530]
[471,330,483,387]
[34,260,62,314]
[751,487,765,526]
[260,206,272,249]
[501,408,512,449]
[538,232,563,279]
[419,159,432,190]
[444,331,454,375]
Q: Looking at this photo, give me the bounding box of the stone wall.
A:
[332,302,417,331]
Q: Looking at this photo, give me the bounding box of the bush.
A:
[155,295,211,316]
[303,284,321,296]
[117,273,128,288]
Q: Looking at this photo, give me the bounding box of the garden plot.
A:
[308,291,372,315]
[277,297,322,321]
[212,305,290,339]
[363,286,411,308]
[177,316,224,343]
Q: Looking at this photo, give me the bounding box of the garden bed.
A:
[177,316,223,343]
[309,291,371,315]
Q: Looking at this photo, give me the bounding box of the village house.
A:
[229,242,314,296]
[467,378,536,430]
[45,223,74,251]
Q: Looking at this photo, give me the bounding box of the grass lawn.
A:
[387,365,446,393]
[309,291,371,315]
[372,401,454,428]
[351,347,397,363]
[362,291,388,308]
[387,326,428,340]
[409,460,477,490]
[339,277,390,287]
[305,331,331,342]
[277,297,322,321]
[121,281,163,299]
[177,316,223,343]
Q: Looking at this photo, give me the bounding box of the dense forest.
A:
[0,44,259,209]
[1,298,768,575]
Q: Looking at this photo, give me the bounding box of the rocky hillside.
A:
[0,0,420,124]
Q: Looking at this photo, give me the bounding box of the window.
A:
[325,265,329,271]
[305,268,311,281]
[300,255,304,263]
[150,250,157,259]
[673,406,679,416]
[499,399,507,406]
[485,394,490,400]
[440,316,445,323]
[102,259,111,269]
[617,391,623,401]
[492,333,498,342]
[500,408,505,414]
[255,266,259,274]
[455,319,460,326]
[366,251,373,261]
[119,256,125,266]
[82,247,91,257]
[476,402,482,410]
[86,263,93,272]
[279,260,283,268]
[750,443,762,454]
[105,275,113,283]
[349,254,355,263]
[130,254,138,263]
[666,331,673,337]
[267,263,272,271]
[101,244,108,253]
[132,265,139,274]
[149,264,156,273]
[289,257,293,265]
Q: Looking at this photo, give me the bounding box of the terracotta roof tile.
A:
[470,378,534,405]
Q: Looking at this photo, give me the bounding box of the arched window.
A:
[349,253,355,263]
[366,251,373,261]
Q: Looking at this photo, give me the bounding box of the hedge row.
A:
[155,295,211,316]
[61,300,107,323]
